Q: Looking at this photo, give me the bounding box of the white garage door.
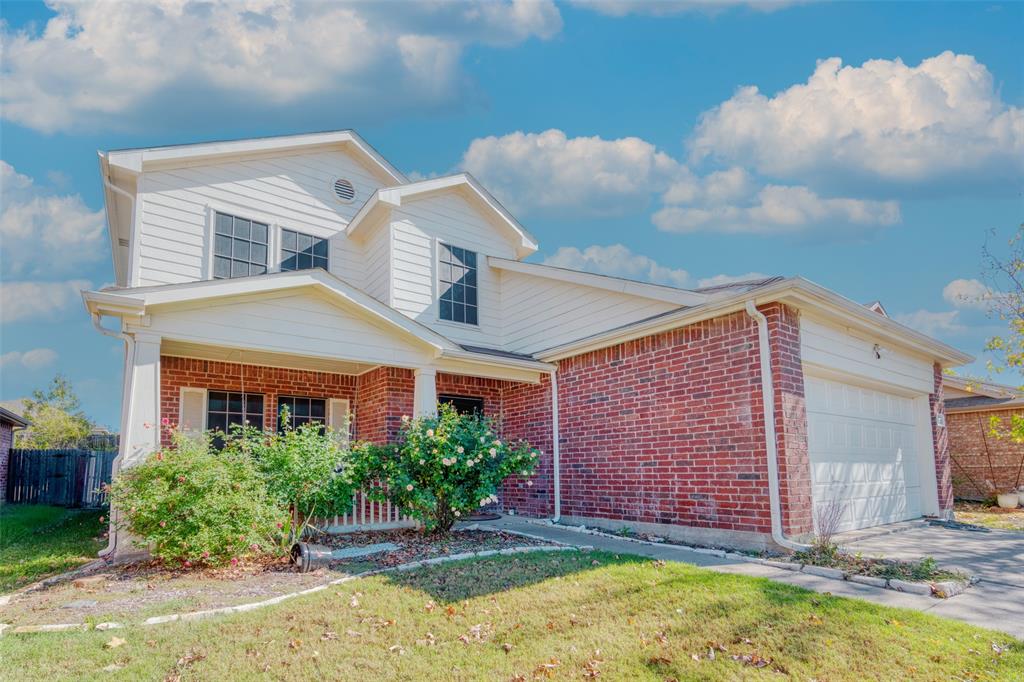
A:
[806,376,922,533]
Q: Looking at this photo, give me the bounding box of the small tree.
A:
[109,430,283,566]
[16,374,92,448]
[223,409,357,546]
[352,403,540,534]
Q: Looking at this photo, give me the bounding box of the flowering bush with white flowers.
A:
[351,403,540,533]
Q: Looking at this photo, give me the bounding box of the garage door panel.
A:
[807,375,923,533]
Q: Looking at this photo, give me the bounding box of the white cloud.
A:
[696,272,770,288]
[571,0,796,16]
[943,278,993,311]
[690,52,1024,190]
[0,1,562,133]
[0,162,105,278]
[893,309,966,336]
[543,244,691,287]
[654,182,900,234]
[460,129,681,216]
[0,348,58,370]
[0,280,91,323]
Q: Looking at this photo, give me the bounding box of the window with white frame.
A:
[280,229,328,272]
[213,212,268,279]
[438,243,478,325]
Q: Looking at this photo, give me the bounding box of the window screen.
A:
[438,243,478,325]
[213,212,268,278]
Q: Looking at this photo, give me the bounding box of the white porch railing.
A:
[314,488,418,534]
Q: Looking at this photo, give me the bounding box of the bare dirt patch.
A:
[0,529,549,627]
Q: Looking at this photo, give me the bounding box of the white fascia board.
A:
[537,277,973,366]
[106,130,407,184]
[82,289,145,316]
[439,347,555,373]
[944,375,1016,398]
[489,257,707,307]
[346,173,539,257]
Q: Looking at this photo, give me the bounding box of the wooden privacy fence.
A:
[6,449,117,508]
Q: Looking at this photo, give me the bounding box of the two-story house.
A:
[83,130,971,556]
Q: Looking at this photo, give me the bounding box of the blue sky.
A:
[1,1,1022,428]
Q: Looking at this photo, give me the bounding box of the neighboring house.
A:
[0,406,30,504]
[944,376,1024,500]
[83,130,971,555]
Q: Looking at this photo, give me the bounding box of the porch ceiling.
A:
[160,340,379,376]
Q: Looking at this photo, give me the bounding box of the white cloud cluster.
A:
[690,52,1024,190]
[942,278,993,311]
[0,162,106,278]
[0,280,92,323]
[0,348,58,370]
[461,129,680,216]
[654,167,899,233]
[0,0,562,133]
[543,244,691,287]
[893,310,966,337]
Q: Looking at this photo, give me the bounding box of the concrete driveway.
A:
[842,522,1024,638]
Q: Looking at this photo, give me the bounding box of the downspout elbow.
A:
[745,301,808,552]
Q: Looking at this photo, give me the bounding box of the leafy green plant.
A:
[351,403,539,533]
[15,374,93,448]
[109,430,283,566]
[223,409,357,546]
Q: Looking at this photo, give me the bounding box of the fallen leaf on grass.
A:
[321,631,338,641]
[389,644,406,655]
[346,629,362,638]
[416,632,437,646]
[104,636,126,649]
[288,639,302,650]
[502,642,514,653]
[425,600,436,612]
[349,594,360,608]
[731,653,772,668]
[532,658,561,679]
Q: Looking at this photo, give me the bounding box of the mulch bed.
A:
[314,529,552,570]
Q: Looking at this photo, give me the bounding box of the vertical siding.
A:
[135,149,387,287]
[388,193,514,347]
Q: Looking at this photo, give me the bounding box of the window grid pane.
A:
[207,391,264,448]
[280,228,329,272]
[439,243,478,326]
[212,212,268,279]
[277,396,327,433]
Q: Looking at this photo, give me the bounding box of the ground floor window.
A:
[277,396,327,432]
[438,394,484,416]
[207,391,264,447]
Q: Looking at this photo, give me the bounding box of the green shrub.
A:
[109,431,284,566]
[352,403,539,533]
[223,412,357,545]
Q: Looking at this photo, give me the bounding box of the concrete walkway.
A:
[479,516,1023,640]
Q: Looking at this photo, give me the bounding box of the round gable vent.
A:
[332,178,356,203]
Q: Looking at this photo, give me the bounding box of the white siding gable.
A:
[134,149,388,287]
[389,193,515,347]
[144,288,434,369]
[500,270,679,354]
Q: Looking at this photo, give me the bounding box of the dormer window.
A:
[214,211,268,279]
[439,243,478,325]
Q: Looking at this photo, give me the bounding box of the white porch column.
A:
[122,332,162,469]
[413,367,438,418]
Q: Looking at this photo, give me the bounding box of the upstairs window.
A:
[280,229,328,272]
[214,212,268,279]
[439,243,478,325]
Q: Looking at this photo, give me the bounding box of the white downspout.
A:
[745,301,807,552]
[550,368,561,523]
[91,313,135,559]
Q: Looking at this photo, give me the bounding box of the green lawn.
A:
[0,505,105,593]
[0,551,1019,681]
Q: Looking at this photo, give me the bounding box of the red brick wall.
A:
[765,303,813,535]
[930,365,954,513]
[160,356,357,445]
[549,309,777,534]
[500,375,555,517]
[0,421,12,504]
[355,367,414,443]
[948,408,1024,500]
[437,373,505,420]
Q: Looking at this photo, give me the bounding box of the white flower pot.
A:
[996,492,1020,509]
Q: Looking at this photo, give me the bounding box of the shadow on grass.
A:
[382,549,649,601]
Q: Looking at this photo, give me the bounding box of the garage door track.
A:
[841,522,1024,638]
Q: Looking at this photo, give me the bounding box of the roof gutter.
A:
[745,301,808,553]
